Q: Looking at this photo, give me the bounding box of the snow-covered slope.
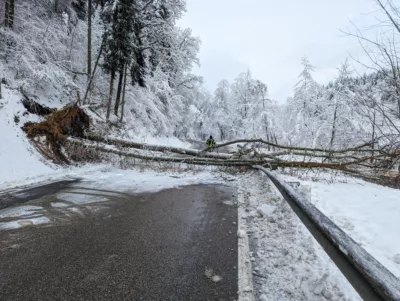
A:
[0,87,56,185]
[281,172,400,278]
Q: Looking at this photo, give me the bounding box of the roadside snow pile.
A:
[237,171,361,301]
[281,172,400,278]
[0,87,56,184]
[257,204,276,217]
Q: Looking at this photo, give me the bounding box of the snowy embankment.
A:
[280,172,400,279]
[0,88,56,185]
[0,87,108,189]
[237,171,361,301]
[0,87,193,190]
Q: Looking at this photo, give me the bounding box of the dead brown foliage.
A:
[22,105,90,164]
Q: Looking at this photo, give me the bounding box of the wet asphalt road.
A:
[0,180,80,210]
[0,183,238,301]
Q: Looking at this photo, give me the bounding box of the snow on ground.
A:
[56,193,108,205]
[0,163,110,192]
[0,205,43,219]
[0,85,192,190]
[0,87,56,185]
[0,203,50,230]
[138,136,191,149]
[280,171,400,279]
[75,168,224,194]
[237,171,361,301]
[0,217,50,230]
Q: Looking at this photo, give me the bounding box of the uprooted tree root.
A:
[22,105,90,164]
[21,97,56,116]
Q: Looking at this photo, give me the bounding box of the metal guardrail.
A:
[253,165,400,301]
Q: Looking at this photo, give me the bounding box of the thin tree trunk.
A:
[9,0,14,28]
[83,37,104,104]
[371,109,376,163]
[106,70,115,121]
[329,102,339,150]
[398,96,400,119]
[114,69,124,116]
[273,135,278,151]
[120,63,128,122]
[4,0,10,27]
[87,0,92,80]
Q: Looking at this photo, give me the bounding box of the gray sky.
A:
[178,0,380,103]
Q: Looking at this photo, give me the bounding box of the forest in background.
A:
[1,0,400,156]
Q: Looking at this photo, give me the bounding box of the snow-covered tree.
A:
[101,0,136,120]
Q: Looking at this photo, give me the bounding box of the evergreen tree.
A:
[71,0,87,19]
[101,0,136,120]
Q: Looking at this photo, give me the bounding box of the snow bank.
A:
[311,181,400,278]
[0,87,192,190]
[0,87,56,185]
[281,173,400,279]
[238,171,361,301]
[280,172,400,278]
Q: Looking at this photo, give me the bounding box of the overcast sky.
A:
[178,0,381,103]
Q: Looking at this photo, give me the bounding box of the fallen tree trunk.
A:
[67,140,254,167]
[68,139,389,175]
[203,139,375,154]
[83,135,232,159]
[21,111,399,175]
[72,136,399,172]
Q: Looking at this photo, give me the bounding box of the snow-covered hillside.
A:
[0,87,56,184]
[281,171,400,278]
[0,0,207,141]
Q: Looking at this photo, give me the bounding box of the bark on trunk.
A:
[4,0,10,27]
[114,69,124,116]
[329,102,339,150]
[83,37,104,104]
[87,0,92,80]
[371,109,376,163]
[106,70,115,121]
[9,0,14,28]
[120,63,128,122]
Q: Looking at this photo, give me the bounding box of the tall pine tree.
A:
[101,0,136,120]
